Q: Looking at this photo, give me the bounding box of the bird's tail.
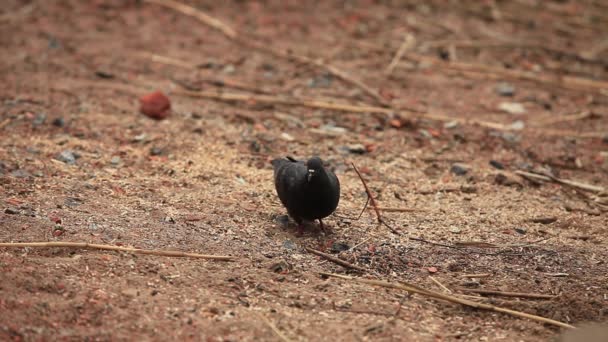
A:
[271,156,297,169]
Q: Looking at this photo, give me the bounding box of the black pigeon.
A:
[271,156,340,232]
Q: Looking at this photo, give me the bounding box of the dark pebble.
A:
[150,147,164,156]
[274,215,290,227]
[55,150,77,164]
[489,160,505,170]
[11,169,31,178]
[4,208,19,215]
[514,228,527,234]
[270,261,292,273]
[33,113,46,126]
[450,163,470,176]
[495,82,515,97]
[52,118,65,127]
[95,70,114,79]
[528,217,557,224]
[282,239,296,250]
[330,242,350,253]
[64,197,83,208]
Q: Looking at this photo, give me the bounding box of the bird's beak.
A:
[307,169,315,182]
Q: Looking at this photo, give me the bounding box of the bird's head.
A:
[306,157,324,182]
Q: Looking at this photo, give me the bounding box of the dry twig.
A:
[367,207,428,213]
[351,163,400,234]
[320,272,575,329]
[457,288,556,300]
[515,170,605,193]
[0,242,234,261]
[57,80,604,139]
[460,273,492,278]
[385,33,416,75]
[305,247,366,272]
[403,53,608,95]
[143,0,388,106]
[429,276,452,294]
[255,312,293,342]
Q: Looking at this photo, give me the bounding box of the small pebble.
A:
[150,147,164,156]
[133,133,147,142]
[110,156,122,165]
[282,239,296,250]
[510,120,525,130]
[55,150,77,164]
[270,261,292,273]
[33,113,46,126]
[443,121,459,129]
[11,169,31,178]
[489,160,505,170]
[280,132,295,141]
[498,102,526,115]
[450,163,470,176]
[307,73,332,88]
[345,144,367,154]
[449,226,461,234]
[139,91,171,120]
[4,208,19,215]
[495,82,515,97]
[330,242,350,253]
[52,117,65,127]
[222,64,235,74]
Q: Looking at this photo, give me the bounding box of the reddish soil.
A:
[1,1,608,341]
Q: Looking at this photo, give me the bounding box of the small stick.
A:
[56,80,605,139]
[385,33,416,75]
[255,313,292,342]
[143,0,387,106]
[144,0,237,38]
[0,242,234,261]
[367,207,428,212]
[429,276,452,294]
[404,53,608,95]
[460,273,492,278]
[409,237,459,249]
[531,111,591,127]
[515,170,605,193]
[136,52,196,69]
[457,288,556,299]
[305,247,366,272]
[351,163,400,234]
[320,272,575,329]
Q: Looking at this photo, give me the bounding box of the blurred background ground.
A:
[1,0,608,341]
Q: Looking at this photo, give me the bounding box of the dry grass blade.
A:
[385,33,416,75]
[515,170,605,193]
[143,0,387,106]
[143,0,237,38]
[255,312,293,342]
[457,288,556,299]
[403,53,608,95]
[351,162,400,234]
[58,80,605,139]
[320,272,575,329]
[0,242,235,261]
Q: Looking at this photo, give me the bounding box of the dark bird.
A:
[271,156,340,232]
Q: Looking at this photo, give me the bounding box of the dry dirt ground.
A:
[1,1,608,341]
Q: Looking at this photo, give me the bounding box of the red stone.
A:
[139,91,171,120]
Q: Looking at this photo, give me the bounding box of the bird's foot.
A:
[318,219,332,235]
[296,223,305,236]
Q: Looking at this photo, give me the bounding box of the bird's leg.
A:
[295,219,305,236]
[318,219,328,234]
